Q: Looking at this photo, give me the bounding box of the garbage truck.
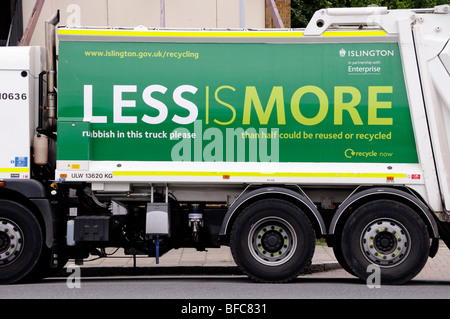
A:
[0,5,449,284]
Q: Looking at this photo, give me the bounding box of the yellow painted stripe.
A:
[58,29,305,38]
[113,171,406,179]
[59,28,386,38]
[0,168,29,173]
[323,30,386,36]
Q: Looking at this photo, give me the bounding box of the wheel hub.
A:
[261,229,284,253]
[375,232,396,253]
[361,219,410,267]
[249,217,296,266]
[0,220,23,266]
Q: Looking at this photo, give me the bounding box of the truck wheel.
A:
[332,237,356,277]
[341,200,429,285]
[0,200,43,284]
[230,199,315,283]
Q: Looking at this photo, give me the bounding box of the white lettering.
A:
[66,4,81,26]
[142,85,168,124]
[83,84,199,124]
[83,85,107,123]
[172,85,198,124]
[366,264,381,288]
[181,303,215,316]
[66,264,81,288]
[347,49,394,57]
[113,85,137,123]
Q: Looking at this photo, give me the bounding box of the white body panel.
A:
[0,47,45,179]
[412,12,450,212]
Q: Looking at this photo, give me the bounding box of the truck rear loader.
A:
[0,5,450,284]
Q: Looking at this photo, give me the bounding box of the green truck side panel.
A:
[57,40,418,163]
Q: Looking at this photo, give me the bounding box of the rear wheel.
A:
[341,200,429,285]
[332,235,356,277]
[230,199,315,283]
[0,200,43,284]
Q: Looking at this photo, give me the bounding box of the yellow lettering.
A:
[334,86,363,125]
[368,86,393,125]
[214,86,236,125]
[243,86,286,125]
[291,86,328,126]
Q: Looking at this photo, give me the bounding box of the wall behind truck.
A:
[22,0,266,47]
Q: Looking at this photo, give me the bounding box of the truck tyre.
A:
[340,200,429,285]
[230,199,315,283]
[0,200,43,284]
[332,237,356,277]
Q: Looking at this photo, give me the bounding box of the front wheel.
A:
[230,199,315,283]
[0,200,43,284]
[341,200,430,285]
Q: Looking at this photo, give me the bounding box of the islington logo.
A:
[339,48,394,57]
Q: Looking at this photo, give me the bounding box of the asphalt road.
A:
[2,271,449,300]
[3,243,449,302]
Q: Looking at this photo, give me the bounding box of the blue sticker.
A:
[15,157,28,167]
